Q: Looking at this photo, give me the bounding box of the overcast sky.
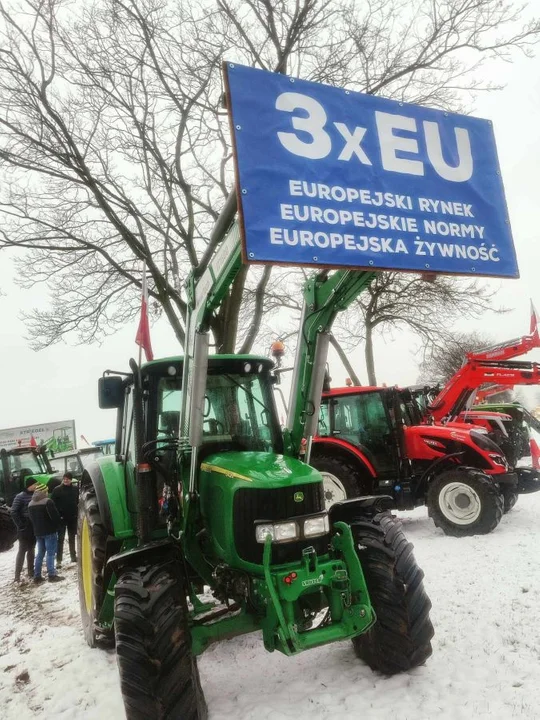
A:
[1,43,540,444]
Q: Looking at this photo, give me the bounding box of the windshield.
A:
[203,372,282,453]
[8,451,47,475]
[80,449,103,468]
[151,365,282,454]
[156,376,182,441]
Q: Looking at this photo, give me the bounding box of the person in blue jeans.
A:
[28,485,65,583]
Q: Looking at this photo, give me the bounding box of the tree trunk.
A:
[212,265,248,353]
[365,323,377,386]
[329,335,362,386]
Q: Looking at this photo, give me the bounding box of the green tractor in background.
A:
[0,445,61,551]
[77,217,434,719]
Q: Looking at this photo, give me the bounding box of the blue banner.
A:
[225,63,518,278]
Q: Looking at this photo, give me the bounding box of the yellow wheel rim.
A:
[81,516,93,614]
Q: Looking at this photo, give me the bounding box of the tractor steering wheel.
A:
[203,419,225,435]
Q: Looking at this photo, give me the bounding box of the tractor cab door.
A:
[327,391,400,477]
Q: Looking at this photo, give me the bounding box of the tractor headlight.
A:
[255,524,275,543]
[255,521,299,543]
[304,514,330,537]
[274,522,299,542]
[255,513,329,544]
[489,453,508,468]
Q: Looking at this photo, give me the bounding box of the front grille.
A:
[233,483,327,564]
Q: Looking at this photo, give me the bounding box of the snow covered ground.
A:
[1,495,540,720]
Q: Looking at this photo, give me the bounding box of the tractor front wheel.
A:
[351,512,434,674]
[310,454,373,509]
[0,505,16,552]
[500,485,518,514]
[78,486,112,647]
[427,469,504,536]
[114,562,207,720]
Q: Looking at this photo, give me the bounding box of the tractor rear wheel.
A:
[310,454,373,509]
[501,486,518,513]
[427,468,504,536]
[0,505,16,552]
[78,486,112,647]
[114,562,207,720]
[351,512,434,675]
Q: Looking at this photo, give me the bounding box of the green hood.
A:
[201,451,322,488]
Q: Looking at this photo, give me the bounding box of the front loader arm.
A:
[466,331,540,363]
[286,270,375,459]
[429,360,540,422]
[179,194,376,473]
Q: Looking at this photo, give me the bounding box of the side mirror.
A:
[98,376,124,409]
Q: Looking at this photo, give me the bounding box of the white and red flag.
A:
[135,266,154,362]
[530,300,539,339]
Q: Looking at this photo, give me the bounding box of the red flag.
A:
[30,435,37,448]
[530,437,540,470]
[530,300,539,338]
[135,268,154,361]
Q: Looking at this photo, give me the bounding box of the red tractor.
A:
[418,317,540,499]
[311,384,514,537]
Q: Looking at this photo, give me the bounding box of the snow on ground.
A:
[2,495,540,719]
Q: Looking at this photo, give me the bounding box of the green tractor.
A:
[0,445,61,551]
[77,215,433,718]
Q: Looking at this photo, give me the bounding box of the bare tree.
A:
[418,328,495,383]
[332,273,503,384]
[0,0,537,353]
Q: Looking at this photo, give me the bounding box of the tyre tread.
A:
[351,511,434,675]
[115,562,207,720]
[0,505,16,552]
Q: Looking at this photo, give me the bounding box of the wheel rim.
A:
[320,471,348,508]
[81,516,93,613]
[438,481,481,525]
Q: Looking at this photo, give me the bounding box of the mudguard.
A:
[516,468,540,494]
[329,495,394,524]
[82,458,134,538]
[107,538,179,572]
[312,437,377,477]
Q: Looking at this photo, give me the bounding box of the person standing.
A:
[51,472,78,567]
[10,477,38,584]
[28,484,64,583]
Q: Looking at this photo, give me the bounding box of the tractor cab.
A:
[124,354,284,455]
[0,445,56,505]
[317,386,403,480]
[51,446,104,480]
[99,355,293,541]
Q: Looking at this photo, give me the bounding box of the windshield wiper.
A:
[223,374,271,415]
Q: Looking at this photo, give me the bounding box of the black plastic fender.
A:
[329,495,394,524]
[516,468,540,494]
[107,538,180,572]
[80,464,115,536]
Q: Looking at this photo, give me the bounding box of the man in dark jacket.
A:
[10,476,38,583]
[28,485,64,583]
[51,472,78,566]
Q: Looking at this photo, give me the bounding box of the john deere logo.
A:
[294,491,304,503]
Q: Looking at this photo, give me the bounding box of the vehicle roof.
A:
[2,445,44,455]
[142,354,274,369]
[322,386,390,397]
[52,447,102,459]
